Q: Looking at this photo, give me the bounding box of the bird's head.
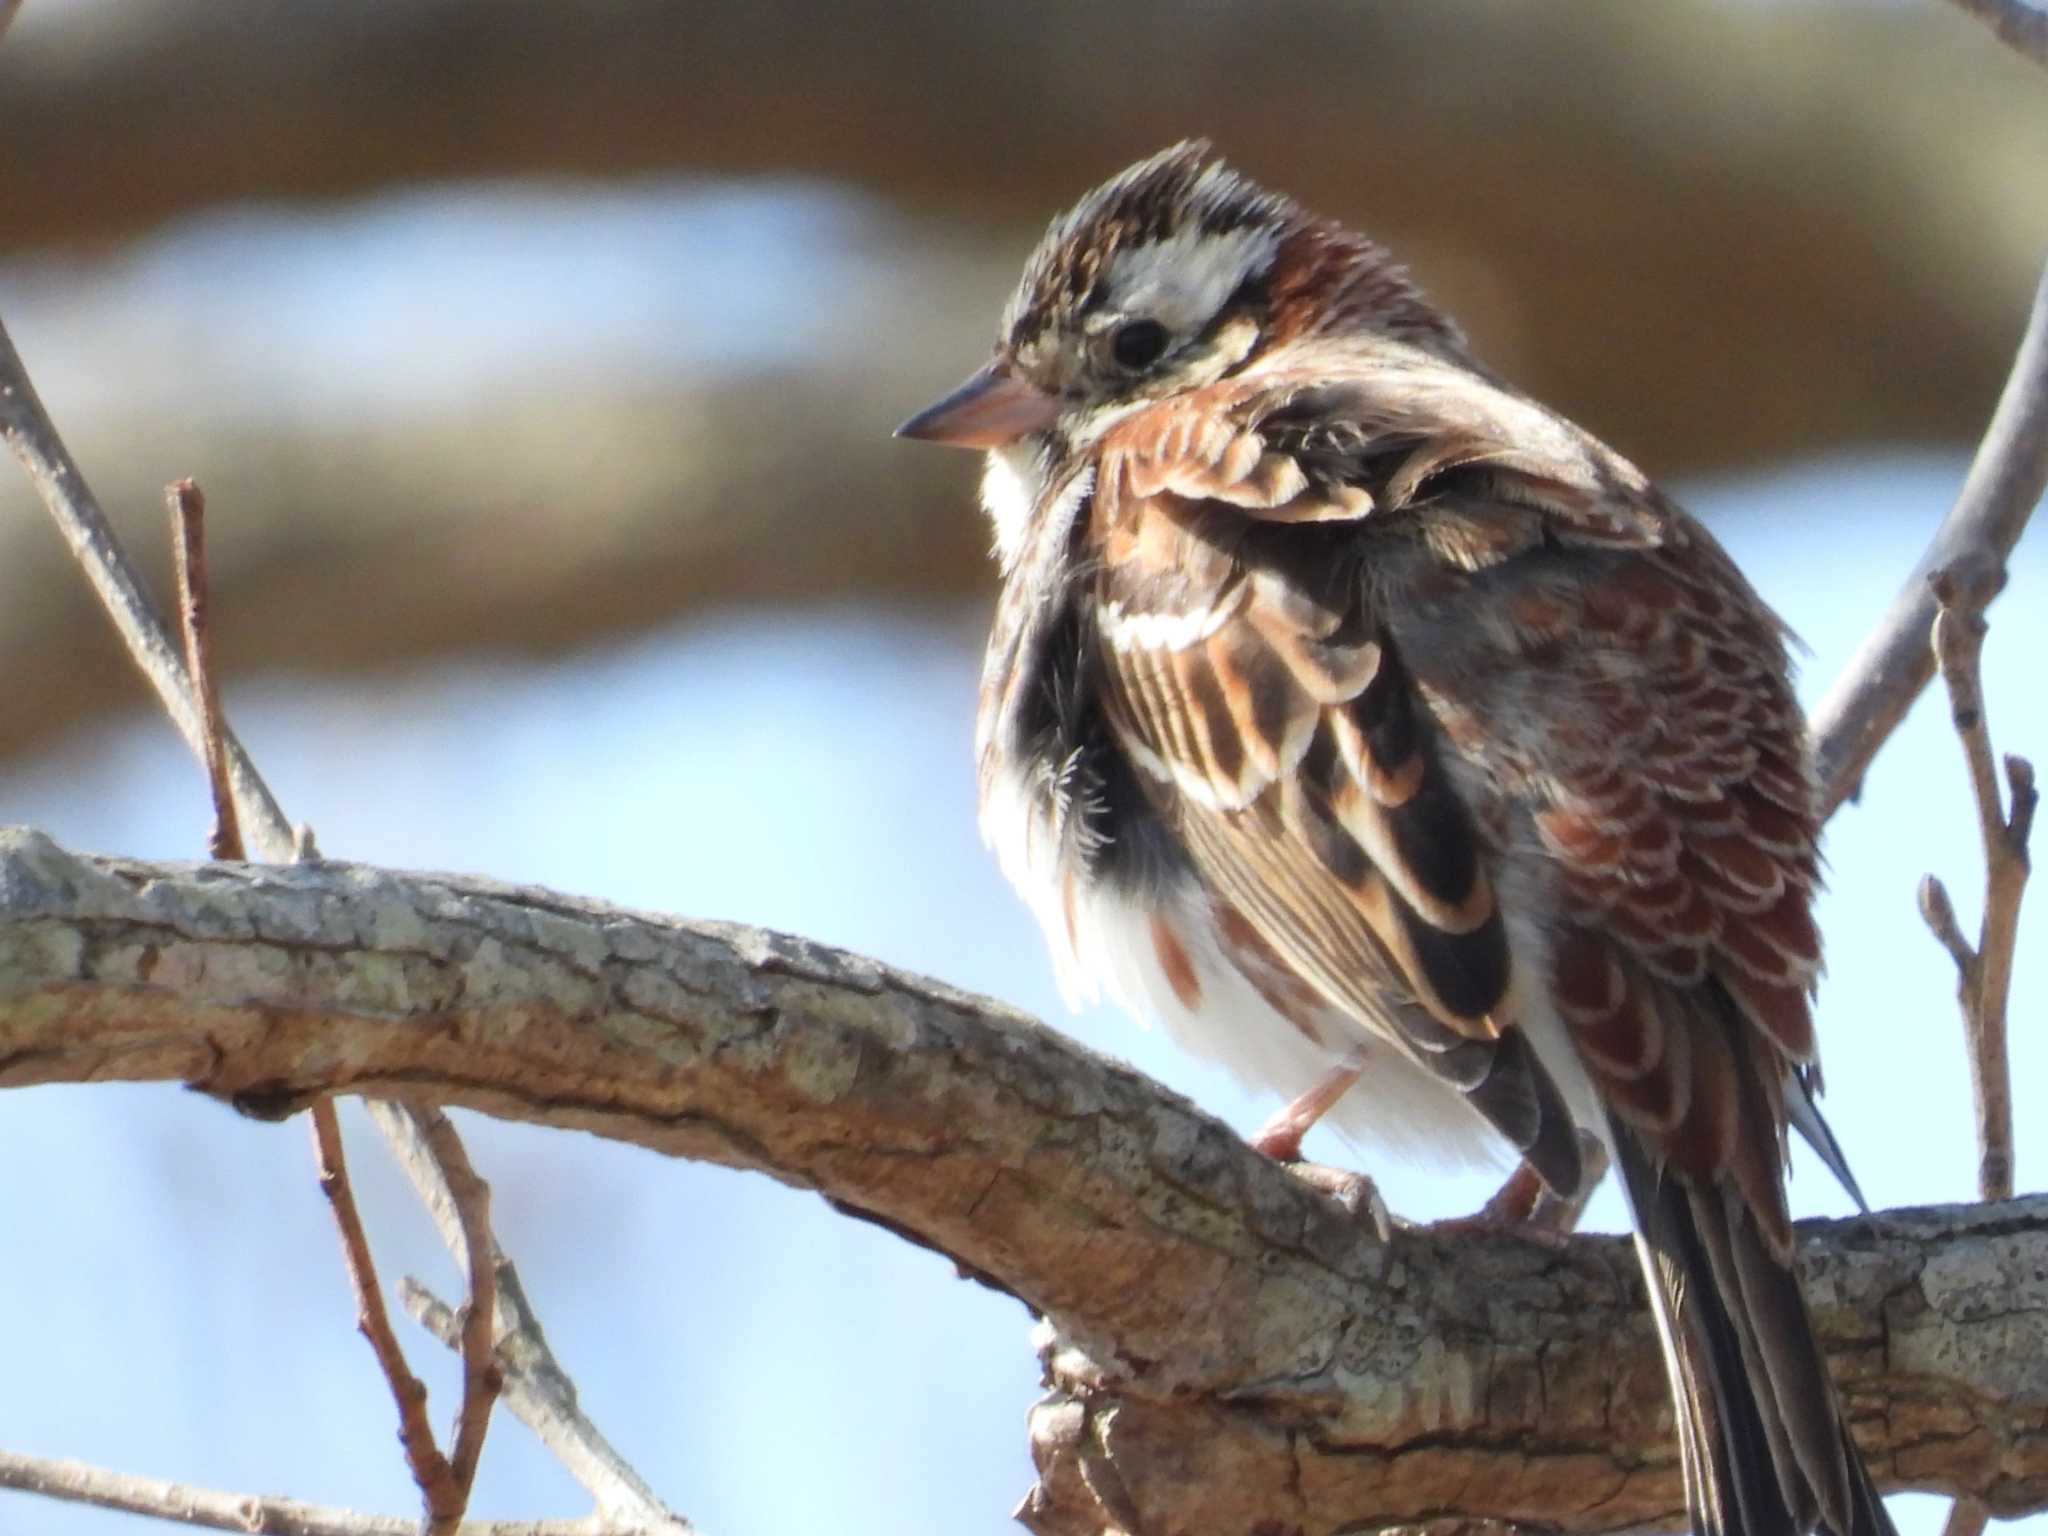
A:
[897,141,1459,454]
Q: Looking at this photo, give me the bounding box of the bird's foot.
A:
[1278,1160,1393,1242]
[1425,1133,1610,1248]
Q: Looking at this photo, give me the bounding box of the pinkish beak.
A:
[896,361,1063,449]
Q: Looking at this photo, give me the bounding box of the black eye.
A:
[1111,319,1169,371]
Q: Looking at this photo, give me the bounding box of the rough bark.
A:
[2,827,2041,1535]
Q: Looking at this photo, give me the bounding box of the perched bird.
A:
[899,142,1892,1536]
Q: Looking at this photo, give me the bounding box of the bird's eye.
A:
[1111,319,1169,371]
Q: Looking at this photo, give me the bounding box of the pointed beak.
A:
[895,362,1063,449]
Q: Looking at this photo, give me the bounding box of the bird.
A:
[897,141,1890,1536]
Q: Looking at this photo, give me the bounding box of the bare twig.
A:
[166,479,245,862]
[404,1283,693,1534]
[310,1105,462,1528]
[1919,555,2036,1536]
[1920,564,2035,1205]
[0,1448,613,1536]
[413,1109,502,1506]
[161,462,480,1528]
[166,471,490,1527]
[1943,0,2048,65]
[367,1103,687,1529]
[0,318,294,859]
[1811,255,2048,816]
[1,309,675,1529]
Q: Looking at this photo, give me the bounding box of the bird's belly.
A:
[981,761,1509,1169]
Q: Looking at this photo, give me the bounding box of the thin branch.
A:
[1920,552,2036,1536]
[1811,255,2048,816]
[0,1449,612,1536]
[166,479,245,862]
[1920,563,2035,1205]
[366,1104,687,1529]
[0,318,294,858]
[309,1104,461,1527]
[163,471,484,1529]
[402,1282,692,1535]
[1,309,674,1528]
[1943,0,2048,65]
[412,1109,502,1506]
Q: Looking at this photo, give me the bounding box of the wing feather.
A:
[1084,404,1583,1192]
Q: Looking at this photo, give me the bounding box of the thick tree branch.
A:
[1811,256,2048,814]
[2,829,2043,1534]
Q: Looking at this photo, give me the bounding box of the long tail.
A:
[1610,1122,1896,1536]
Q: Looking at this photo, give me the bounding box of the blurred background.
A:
[0,1,2043,1533]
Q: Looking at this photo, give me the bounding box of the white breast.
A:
[980,440,1047,572]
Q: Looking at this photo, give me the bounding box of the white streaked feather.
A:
[1096,599,1233,653]
[980,440,1048,571]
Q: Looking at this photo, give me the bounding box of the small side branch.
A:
[0,317,294,858]
[403,1281,693,1534]
[309,1105,463,1528]
[2,308,679,1532]
[166,479,245,862]
[1919,564,2035,1205]
[1810,255,2048,815]
[414,1110,503,1505]
[367,1103,688,1529]
[1918,556,2036,1536]
[0,1448,610,1536]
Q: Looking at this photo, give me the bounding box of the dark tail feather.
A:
[1611,1122,1896,1536]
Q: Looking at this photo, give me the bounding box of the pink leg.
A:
[1432,1132,1610,1244]
[1247,1058,1391,1237]
[1247,1057,1364,1162]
